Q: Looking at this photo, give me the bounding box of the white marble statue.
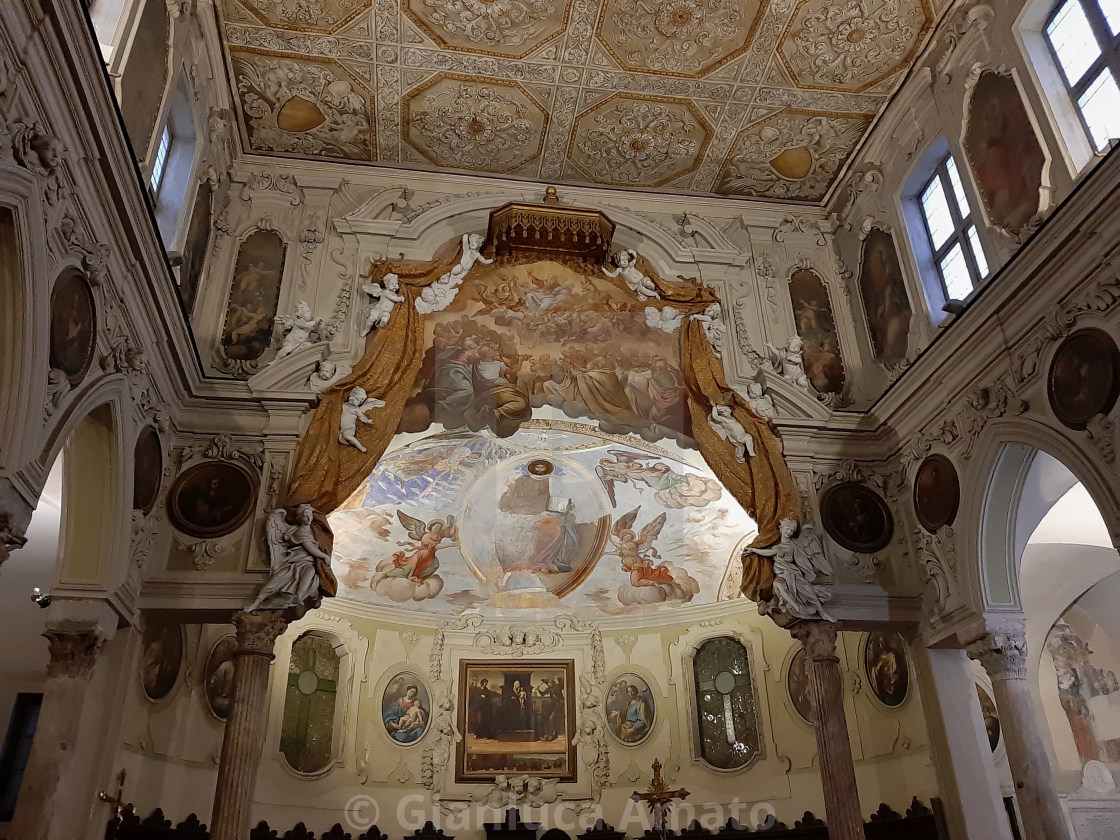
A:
[745,381,777,423]
[765,335,810,388]
[308,359,351,393]
[645,305,683,333]
[273,301,320,363]
[602,249,659,301]
[750,519,834,621]
[338,386,385,452]
[415,233,493,315]
[692,302,726,357]
[361,273,405,335]
[246,505,331,612]
[708,403,756,462]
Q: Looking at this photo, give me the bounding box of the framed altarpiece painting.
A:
[428,623,601,803]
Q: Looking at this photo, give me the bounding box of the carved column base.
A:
[210,610,290,840]
[790,620,864,840]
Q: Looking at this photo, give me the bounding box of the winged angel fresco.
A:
[368,511,457,603]
[595,449,721,510]
[608,507,699,606]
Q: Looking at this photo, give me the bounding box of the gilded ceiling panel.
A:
[403,0,571,58]
[778,0,932,92]
[216,0,945,201]
[568,95,711,187]
[403,76,549,172]
[595,0,765,77]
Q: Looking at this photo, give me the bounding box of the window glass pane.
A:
[1046,0,1101,84]
[939,242,974,300]
[1099,0,1120,35]
[1078,70,1120,151]
[944,156,971,219]
[280,635,339,774]
[966,224,989,277]
[693,637,761,771]
[920,175,955,251]
[150,126,171,193]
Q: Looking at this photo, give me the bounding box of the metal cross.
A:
[631,759,690,840]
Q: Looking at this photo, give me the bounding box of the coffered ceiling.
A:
[217,0,946,201]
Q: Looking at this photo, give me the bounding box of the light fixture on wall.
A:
[941,299,966,316]
[31,587,51,608]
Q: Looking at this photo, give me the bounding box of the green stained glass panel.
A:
[692,636,761,770]
[280,634,339,773]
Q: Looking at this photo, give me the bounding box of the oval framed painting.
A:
[786,648,815,725]
[976,682,1000,752]
[604,673,656,745]
[381,671,430,746]
[864,631,910,709]
[1047,329,1120,430]
[49,269,97,385]
[167,460,257,538]
[204,634,238,721]
[133,426,163,514]
[913,454,960,533]
[819,483,893,553]
[140,623,184,702]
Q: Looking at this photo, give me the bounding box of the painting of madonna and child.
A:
[327,424,757,617]
[457,660,576,782]
[395,259,700,448]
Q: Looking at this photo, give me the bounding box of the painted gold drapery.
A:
[286,245,798,603]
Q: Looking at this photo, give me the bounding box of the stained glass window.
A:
[280,634,339,774]
[692,637,761,770]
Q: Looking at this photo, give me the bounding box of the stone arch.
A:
[956,416,1120,614]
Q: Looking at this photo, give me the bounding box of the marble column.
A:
[968,624,1070,840]
[913,645,1013,840]
[210,610,289,840]
[9,599,118,840]
[791,620,864,840]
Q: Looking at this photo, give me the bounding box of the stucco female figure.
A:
[246,505,332,611]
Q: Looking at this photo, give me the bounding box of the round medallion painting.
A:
[167,461,256,538]
[140,623,184,702]
[976,683,1000,752]
[1047,329,1120,430]
[382,672,430,745]
[49,270,97,385]
[133,426,163,514]
[787,648,815,725]
[204,635,238,720]
[819,483,893,553]
[864,631,909,708]
[913,454,960,533]
[604,673,656,745]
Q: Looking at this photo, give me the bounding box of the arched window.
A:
[691,636,762,771]
[280,633,340,775]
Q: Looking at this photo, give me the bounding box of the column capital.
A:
[790,620,840,662]
[966,622,1028,682]
[232,610,289,658]
[43,630,104,679]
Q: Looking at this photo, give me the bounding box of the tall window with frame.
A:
[149,124,172,198]
[917,154,989,302]
[1045,0,1120,152]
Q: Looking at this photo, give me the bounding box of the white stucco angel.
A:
[273,301,320,363]
[744,381,777,424]
[708,403,756,462]
[692,302,726,357]
[602,249,659,301]
[308,359,351,393]
[246,505,332,612]
[361,273,404,335]
[751,518,834,621]
[645,305,683,333]
[765,335,810,388]
[448,233,492,282]
[338,386,385,452]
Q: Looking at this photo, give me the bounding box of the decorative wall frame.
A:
[203,633,237,721]
[819,482,893,552]
[381,669,432,747]
[913,453,960,533]
[862,631,910,710]
[132,425,163,514]
[167,459,257,538]
[603,671,657,747]
[49,268,97,386]
[1047,328,1120,430]
[139,622,185,703]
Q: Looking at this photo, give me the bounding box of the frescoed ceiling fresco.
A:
[216,0,947,201]
[328,424,757,617]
